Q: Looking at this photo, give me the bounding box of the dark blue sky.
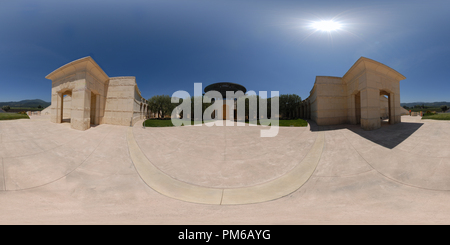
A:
[1,0,449,103]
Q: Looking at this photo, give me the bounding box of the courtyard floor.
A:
[1,115,450,224]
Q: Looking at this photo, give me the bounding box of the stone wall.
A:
[103,77,136,126]
[310,76,348,125]
[46,57,147,130]
[303,57,406,130]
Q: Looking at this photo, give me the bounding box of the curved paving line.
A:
[1,126,115,192]
[127,127,324,205]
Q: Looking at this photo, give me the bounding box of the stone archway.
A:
[301,57,405,131]
[46,57,150,130]
[62,91,72,123]
[90,91,100,125]
[47,57,109,130]
[380,89,395,125]
[54,88,74,124]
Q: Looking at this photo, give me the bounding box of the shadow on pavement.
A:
[308,120,424,149]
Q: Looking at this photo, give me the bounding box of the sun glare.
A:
[311,20,342,32]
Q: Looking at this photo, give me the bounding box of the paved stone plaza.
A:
[1,115,450,224]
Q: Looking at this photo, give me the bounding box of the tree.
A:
[147,95,176,119]
[2,105,10,112]
[441,105,449,113]
[241,94,260,120]
[279,94,302,119]
[190,96,207,120]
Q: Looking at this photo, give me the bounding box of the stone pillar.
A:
[99,94,106,124]
[95,94,101,125]
[50,92,63,123]
[71,87,91,131]
[360,88,381,130]
[389,92,395,125]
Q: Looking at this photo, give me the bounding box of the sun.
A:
[311,20,342,32]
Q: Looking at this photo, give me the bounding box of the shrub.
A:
[2,105,10,112]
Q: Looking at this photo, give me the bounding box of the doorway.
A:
[380,90,391,125]
[90,92,98,125]
[61,91,72,123]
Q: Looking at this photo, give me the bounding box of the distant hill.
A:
[0,99,51,108]
[401,101,450,108]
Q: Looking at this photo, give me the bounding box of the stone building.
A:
[45,57,148,130]
[204,82,247,120]
[301,57,406,130]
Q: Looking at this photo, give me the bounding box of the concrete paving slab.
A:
[0,157,4,191]
[2,115,450,224]
[133,123,316,189]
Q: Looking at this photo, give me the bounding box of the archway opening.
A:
[61,91,72,124]
[90,91,98,126]
[380,90,391,125]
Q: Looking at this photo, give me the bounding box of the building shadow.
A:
[308,120,424,149]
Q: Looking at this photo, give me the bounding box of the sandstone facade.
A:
[46,57,148,130]
[302,57,406,130]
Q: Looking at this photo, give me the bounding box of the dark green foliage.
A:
[2,105,10,112]
[278,94,302,119]
[148,93,303,120]
[147,95,178,119]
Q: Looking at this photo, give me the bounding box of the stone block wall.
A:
[46,57,147,130]
[303,57,406,130]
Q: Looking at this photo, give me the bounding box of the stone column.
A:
[389,92,396,125]
[71,87,91,131]
[95,94,101,125]
[360,88,381,130]
[50,92,62,123]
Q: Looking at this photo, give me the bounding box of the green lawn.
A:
[0,112,30,120]
[10,107,44,111]
[408,107,442,113]
[143,119,206,127]
[247,118,308,127]
[421,113,450,120]
[143,118,308,127]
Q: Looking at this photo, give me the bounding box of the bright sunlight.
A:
[311,20,342,32]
